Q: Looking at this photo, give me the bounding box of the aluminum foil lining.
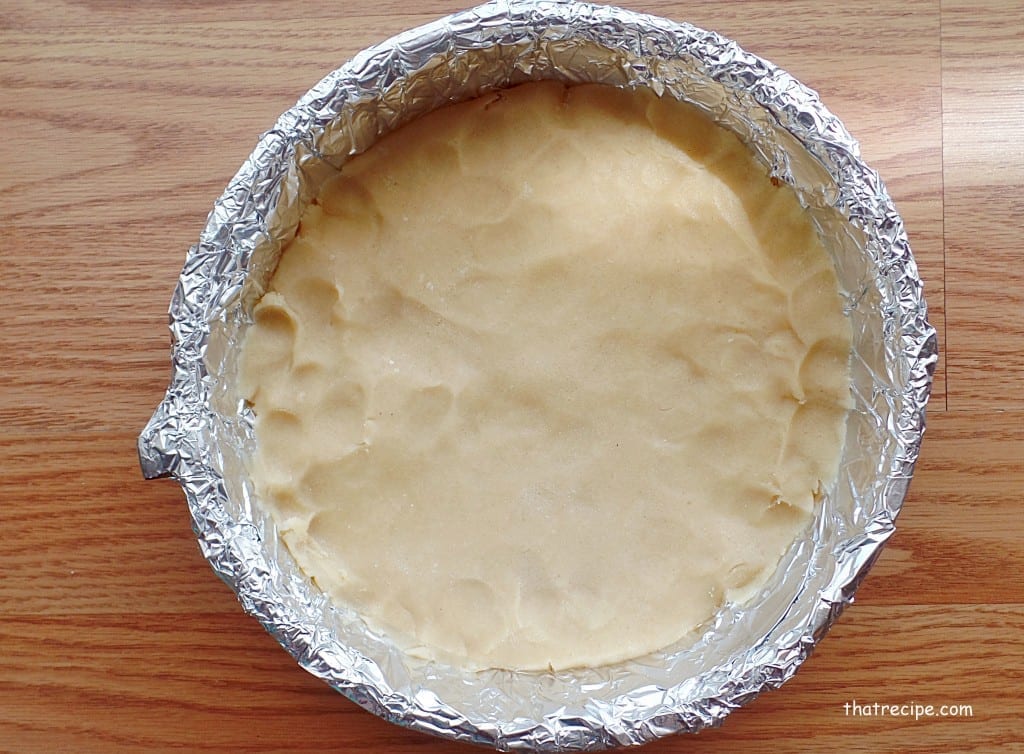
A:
[138,1,938,749]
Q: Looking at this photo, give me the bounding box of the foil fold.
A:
[139,1,937,749]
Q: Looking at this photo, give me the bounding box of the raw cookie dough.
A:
[239,82,852,671]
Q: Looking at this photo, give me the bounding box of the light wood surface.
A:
[1,1,1021,752]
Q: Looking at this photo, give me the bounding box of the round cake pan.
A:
[138,1,938,749]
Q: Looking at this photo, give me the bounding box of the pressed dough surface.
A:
[239,82,852,671]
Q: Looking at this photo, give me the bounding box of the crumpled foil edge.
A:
[139,1,938,750]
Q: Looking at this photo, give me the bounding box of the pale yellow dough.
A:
[239,82,852,671]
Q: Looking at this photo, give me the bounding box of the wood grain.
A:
[1,0,1019,751]
[942,0,1024,409]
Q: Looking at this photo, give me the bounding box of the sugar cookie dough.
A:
[239,82,852,671]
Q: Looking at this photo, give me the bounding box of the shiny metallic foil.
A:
[139,1,938,749]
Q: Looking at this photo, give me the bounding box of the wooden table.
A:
[2,1,1021,751]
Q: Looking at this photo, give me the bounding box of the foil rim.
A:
[139,1,938,749]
